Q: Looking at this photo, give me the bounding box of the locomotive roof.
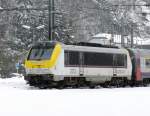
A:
[62,43,128,54]
[32,41,128,54]
[33,41,130,53]
[33,41,119,49]
[68,42,119,49]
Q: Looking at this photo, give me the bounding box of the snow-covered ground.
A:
[1,76,150,116]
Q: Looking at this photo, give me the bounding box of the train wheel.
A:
[77,77,86,88]
[101,81,110,88]
[56,81,65,89]
[143,79,150,87]
[86,82,95,89]
[89,84,95,89]
[28,80,36,87]
[111,77,128,87]
[38,84,49,89]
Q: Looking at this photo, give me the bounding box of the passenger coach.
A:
[128,49,150,85]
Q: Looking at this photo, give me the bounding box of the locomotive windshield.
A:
[27,42,55,60]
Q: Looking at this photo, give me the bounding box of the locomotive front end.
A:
[24,41,61,86]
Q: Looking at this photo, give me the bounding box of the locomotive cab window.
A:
[28,47,54,60]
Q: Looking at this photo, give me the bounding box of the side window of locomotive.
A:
[64,51,69,66]
[64,51,80,66]
[83,52,113,67]
[115,54,127,68]
[145,59,150,68]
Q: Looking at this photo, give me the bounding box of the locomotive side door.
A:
[79,52,84,76]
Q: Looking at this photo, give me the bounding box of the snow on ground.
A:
[0,76,150,116]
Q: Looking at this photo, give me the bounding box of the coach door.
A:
[113,54,117,77]
[79,52,84,76]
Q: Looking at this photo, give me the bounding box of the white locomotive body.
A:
[24,41,133,87]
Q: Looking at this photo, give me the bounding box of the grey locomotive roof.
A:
[34,41,129,54]
[61,43,128,54]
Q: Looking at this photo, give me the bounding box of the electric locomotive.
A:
[24,41,134,88]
